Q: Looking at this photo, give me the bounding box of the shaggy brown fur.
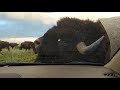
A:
[35,17,110,65]
[9,43,18,48]
[0,40,10,55]
[19,41,36,53]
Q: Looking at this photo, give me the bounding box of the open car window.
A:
[0,12,120,66]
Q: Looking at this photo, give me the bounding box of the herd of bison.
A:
[0,40,37,55]
[0,17,111,64]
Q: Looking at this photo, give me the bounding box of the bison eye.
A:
[58,39,61,42]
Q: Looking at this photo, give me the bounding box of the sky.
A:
[0,12,120,43]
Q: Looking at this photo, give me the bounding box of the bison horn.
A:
[76,36,104,55]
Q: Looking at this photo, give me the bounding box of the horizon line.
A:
[0,37,40,44]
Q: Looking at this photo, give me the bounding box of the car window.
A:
[0,12,120,65]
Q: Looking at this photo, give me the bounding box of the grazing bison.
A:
[0,40,10,55]
[9,43,18,48]
[34,17,110,65]
[19,41,36,53]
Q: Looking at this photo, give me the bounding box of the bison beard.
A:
[35,17,110,65]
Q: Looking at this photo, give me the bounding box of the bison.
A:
[0,40,10,55]
[34,17,110,65]
[19,41,36,53]
[9,43,19,48]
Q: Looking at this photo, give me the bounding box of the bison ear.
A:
[76,36,104,55]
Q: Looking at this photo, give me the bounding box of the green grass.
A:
[0,46,37,63]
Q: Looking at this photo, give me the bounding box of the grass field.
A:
[0,46,37,63]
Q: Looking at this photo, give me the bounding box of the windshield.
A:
[0,12,120,65]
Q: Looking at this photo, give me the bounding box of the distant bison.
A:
[34,17,110,65]
[0,40,10,55]
[19,41,36,53]
[9,43,19,48]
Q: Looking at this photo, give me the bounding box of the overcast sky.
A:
[1,12,120,24]
[0,12,120,43]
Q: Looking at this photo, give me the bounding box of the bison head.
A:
[34,17,110,65]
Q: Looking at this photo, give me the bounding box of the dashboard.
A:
[0,65,117,78]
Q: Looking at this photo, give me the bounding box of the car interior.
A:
[0,12,120,78]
